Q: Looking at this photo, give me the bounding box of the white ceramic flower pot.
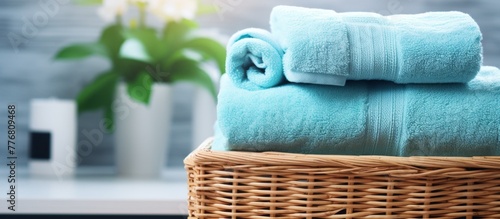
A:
[114,82,172,178]
[192,87,217,150]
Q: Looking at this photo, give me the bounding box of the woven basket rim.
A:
[184,138,500,169]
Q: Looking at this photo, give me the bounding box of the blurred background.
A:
[0,0,498,169]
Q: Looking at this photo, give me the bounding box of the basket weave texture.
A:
[184,138,500,219]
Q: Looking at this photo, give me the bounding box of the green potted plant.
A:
[54,0,226,178]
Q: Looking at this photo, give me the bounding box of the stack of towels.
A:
[213,5,500,156]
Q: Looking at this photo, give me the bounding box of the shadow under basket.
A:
[184,138,500,219]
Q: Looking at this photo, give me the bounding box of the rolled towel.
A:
[226,28,284,90]
[213,66,500,156]
[270,5,483,86]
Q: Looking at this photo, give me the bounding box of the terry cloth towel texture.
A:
[213,66,500,157]
[225,28,285,90]
[269,5,483,86]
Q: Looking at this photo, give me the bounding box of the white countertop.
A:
[0,166,188,215]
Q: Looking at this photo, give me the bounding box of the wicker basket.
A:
[184,138,500,218]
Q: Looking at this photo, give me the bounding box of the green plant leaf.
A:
[170,58,217,100]
[127,71,153,105]
[116,58,150,82]
[77,71,119,113]
[182,37,226,74]
[161,20,198,57]
[54,43,107,60]
[74,0,102,5]
[144,63,171,82]
[119,38,153,63]
[103,104,115,132]
[122,28,161,62]
[99,25,125,64]
[160,50,188,74]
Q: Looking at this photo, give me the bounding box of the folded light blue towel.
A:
[270,5,483,86]
[213,66,500,156]
[226,28,284,90]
